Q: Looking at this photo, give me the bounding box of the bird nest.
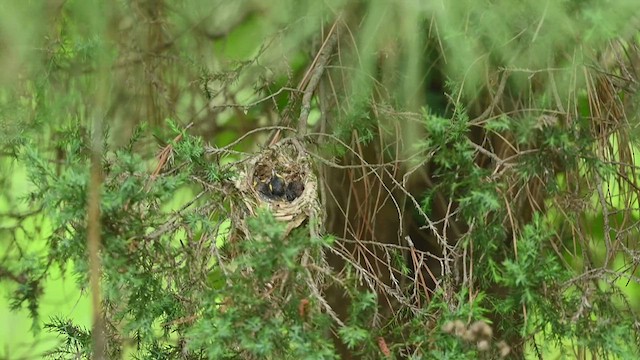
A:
[232,138,323,238]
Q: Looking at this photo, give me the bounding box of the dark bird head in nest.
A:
[257,173,286,200]
[268,174,286,197]
[257,180,271,197]
[285,180,305,202]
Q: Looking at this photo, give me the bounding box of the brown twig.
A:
[0,265,28,284]
[146,122,194,192]
[88,133,105,359]
[296,20,341,139]
[267,17,342,146]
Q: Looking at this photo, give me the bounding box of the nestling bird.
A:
[268,174,286,198]
[285,180,304,201]
[257,180,272,197]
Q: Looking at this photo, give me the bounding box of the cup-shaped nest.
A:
[232,138,323,237]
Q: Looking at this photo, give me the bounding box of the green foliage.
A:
[8,128,216,357]
[333,97,377,145]
[8,124,345,358]
[2,0,640,359]
[187,211,338,359]
[415,86,640,358]
[44,317,93,359]
[498,215,565,300]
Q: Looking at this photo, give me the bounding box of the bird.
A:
[257,180,272,198]
[285,180,304,201]
[268,174,286,198]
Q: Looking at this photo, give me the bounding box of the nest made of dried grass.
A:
[231,138,323,238]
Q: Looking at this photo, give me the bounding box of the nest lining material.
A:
[232,138,323,236]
